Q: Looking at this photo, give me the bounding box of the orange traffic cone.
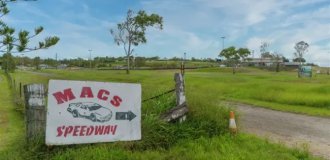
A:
[229,111,237,134]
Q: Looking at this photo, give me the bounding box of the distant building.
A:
[57,64,68,69]
[39,64,49,69]
[243,58,283,67]
[283,62,300,69]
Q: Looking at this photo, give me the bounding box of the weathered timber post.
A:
[175,73,186,106]
[19,82,22,98]
[13,78,16,90]
[161,73,188,123]
[24,84,47,143]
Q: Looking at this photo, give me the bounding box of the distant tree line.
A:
[0,55,217,70]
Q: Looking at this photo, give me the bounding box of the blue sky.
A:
[4,0,330,66]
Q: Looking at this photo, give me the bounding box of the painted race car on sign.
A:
[67,102,112,122]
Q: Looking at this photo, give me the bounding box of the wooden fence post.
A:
[24,84,47,143]
[175,73,186,106]
[13,79,16,90]
[161,73,188,123]
[20,82,22,98]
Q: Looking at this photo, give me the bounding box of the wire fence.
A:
[5,72,25,112]
[142,88,175,103]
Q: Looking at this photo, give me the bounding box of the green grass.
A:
[0,68,327,159]
[0,73,24,152]
[51,134,319,160]
[187,67,330,117]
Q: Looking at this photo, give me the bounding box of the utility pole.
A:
[221,36,226,51]
[88,49,92,69]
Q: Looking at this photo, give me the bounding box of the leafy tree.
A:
[282,56,289,62]
[293,57,306,63]
[1,52,15,72]
[135,57,146,67]
[272,52,283,72]
[110,9,163,74]
[261,52,273,58]
[219,46,250,74]
[0,0,59,72]
[294,41,309,66]
[33,56,40,70]
[260,42,269,56]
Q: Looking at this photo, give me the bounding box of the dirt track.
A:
[235,103,330,159]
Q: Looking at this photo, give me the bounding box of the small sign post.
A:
[299,66,312,78]
[46,80,141,145]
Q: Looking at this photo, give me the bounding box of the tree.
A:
[272,52,283,72]
[219,46,250,74]
[0,0,59,72]
[282,56,289,62]
[293,57,306,63]
[110,9,163,74]
[294,41,309,66]
[1,52,15,72]
[33,56,40,70]
[260,42,269,56]
[261,52,273,58]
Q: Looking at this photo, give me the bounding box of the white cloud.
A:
[4,0,330,66]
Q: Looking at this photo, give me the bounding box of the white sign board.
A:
[46,80,141,145]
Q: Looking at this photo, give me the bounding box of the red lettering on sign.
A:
[110,125,117,135]
[95,126,104,135]
[64,126,73,137]
[56,126,65,137]
[111,96,122,107]
[97,89,110,101]
[73,126,80,136]
[56,125,118,137]
[86,126,94,136]
[80,126,86,136]
[53,88,76,104]
[80,87,94,98]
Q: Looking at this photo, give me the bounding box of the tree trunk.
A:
[126,54,130,74]
[276,62,280,72]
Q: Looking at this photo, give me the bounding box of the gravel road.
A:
[235,103,330,159]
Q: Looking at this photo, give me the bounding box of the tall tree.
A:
[294,41,309,66]
[0,0,59,72]
[260,42,269,57]
[33,56,40,70]
[272,52,283,72]
[1,52,15,72]
[110,9,163,74]
[220,46,250,74]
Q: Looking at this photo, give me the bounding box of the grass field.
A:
[0,67,327,159]
[15,67,330,117]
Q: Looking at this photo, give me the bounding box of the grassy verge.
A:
[0,73,24,151]
[231,99,330,117]
[51,134,319,160]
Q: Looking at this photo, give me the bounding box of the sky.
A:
[4,0,330,66]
